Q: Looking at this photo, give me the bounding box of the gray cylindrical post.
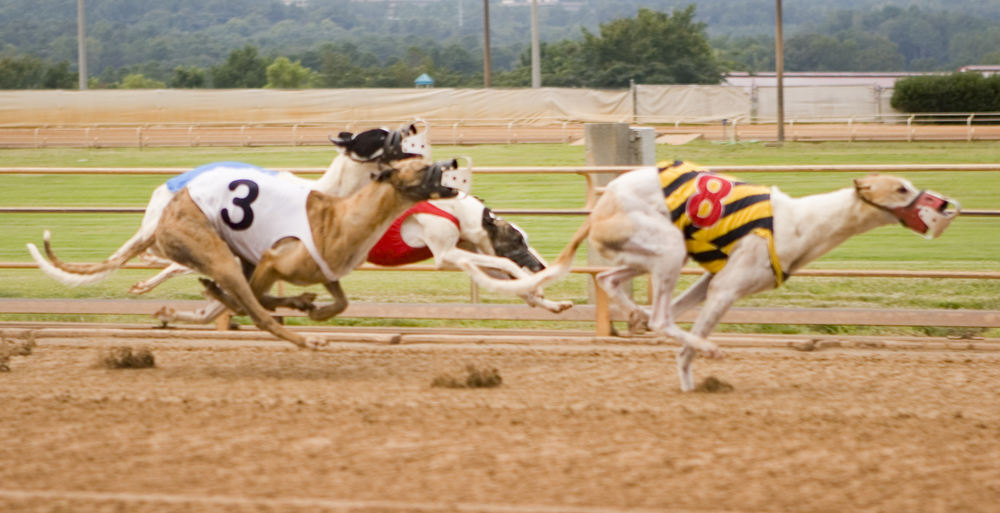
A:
[775,0,784,143]
[78,0,87,90]
[483,0,491,88]
[530,0,541,88]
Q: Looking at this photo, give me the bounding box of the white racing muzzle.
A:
[400,119,431,159]
[892,190,961,239]
[441,156,473,194]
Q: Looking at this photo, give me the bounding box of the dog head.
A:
[481,207,546,272]
[329,120,429,163]
[377,158,460,202]
[854,174,960,239]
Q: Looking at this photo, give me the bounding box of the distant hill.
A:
[1,0,999,79]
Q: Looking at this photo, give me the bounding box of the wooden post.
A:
[215,313,231,331]
[593,275,612,337]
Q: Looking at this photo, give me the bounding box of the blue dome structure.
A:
[414,73,435,88]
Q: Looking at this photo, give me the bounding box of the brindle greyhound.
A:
[27,123,429,291]
[34,158,458,348]
[458,166,960,391]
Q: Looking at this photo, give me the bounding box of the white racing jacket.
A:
[183,163,339,281]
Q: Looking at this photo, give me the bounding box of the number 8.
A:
[686,175,732,228]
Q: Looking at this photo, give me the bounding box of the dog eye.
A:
[896,186,907,193]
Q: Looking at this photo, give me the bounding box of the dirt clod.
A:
[695,376,734,393]
[432,364,502,389]
[0,336,36,372]
[99,346,155,369]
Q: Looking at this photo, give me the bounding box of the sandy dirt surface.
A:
[1,339,999,513]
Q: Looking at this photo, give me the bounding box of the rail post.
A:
[967,114,975,142]
[907,115,915,142]
[136,127,143,149]
[593,274,612,337]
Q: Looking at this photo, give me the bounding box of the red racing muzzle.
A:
[891,190,960,239]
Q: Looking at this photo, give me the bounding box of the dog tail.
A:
[459,218,591,295]
[27,230,154,287]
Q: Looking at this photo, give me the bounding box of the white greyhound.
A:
[366,193,573,313]
[28,123,429,291]
[457,161,960,391]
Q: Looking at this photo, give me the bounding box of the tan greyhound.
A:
[458,162,960,391]
[35,158,458,348]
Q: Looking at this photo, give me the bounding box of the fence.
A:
[1,164,999,336]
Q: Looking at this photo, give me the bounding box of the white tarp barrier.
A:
[754,85,902,121]
[0,85,906,127]
[635,85,750,123]
[0,88,633,127]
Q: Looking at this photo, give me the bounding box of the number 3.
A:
[686,175,732,228]
[221,179,259,231]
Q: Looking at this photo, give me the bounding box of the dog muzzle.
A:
[892,190,961,239]
[420,159,460,200]
[441,156,473,194]
[399,119,431,159]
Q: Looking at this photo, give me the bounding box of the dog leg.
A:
[130,262,194,295]
[670,272,713,318]
[154,300,229,325]
[595,266,647,336]
[677,238,778,391]
[308,281,349,322]
[156,194,309,348]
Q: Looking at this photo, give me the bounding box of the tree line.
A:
[3,2,1000,90]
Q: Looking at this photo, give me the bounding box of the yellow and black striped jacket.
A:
[658,161,786,286]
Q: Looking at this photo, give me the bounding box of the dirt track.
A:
[2,339,999,513]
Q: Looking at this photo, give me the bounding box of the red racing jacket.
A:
[367,202,461,266]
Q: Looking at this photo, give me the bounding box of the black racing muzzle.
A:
[403,159,460,201]
[502,247,545,273]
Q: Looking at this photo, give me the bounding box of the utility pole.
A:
[483,0,491,88]
[775,0,784,143]
[530,0,540,88]
[78,0,88,90]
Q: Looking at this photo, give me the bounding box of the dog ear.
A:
[481,207,497,227]
[853,173,878,191]
[329,132,353,147]
[350,128,390,159]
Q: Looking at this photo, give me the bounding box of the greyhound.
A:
[457,162,960,391]
[34,158,458,348]
[27,122,429,290]
[367,193,573,313]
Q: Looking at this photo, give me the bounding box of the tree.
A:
[42,60,78,89]
[0,54,44,89]
[119,73,167,89]
[576,6,722,87]
[211,44,268,88]
[265,56,315,88]
[171,66,206,88]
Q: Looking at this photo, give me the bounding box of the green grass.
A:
[1,141,998,335]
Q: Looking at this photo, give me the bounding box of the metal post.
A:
[774,0,784,142]
[530,0,541,88]
[77,0,87,90]
[483,0,491,88]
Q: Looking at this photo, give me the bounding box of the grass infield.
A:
[1,141,997,336]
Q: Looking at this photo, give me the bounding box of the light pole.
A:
[483,0,491,88]
[775,0,784,142]
[78,0,88,90]
[530,0,540,88]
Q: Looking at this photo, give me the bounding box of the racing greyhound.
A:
[28,122,429,290]
[34,158,458,348]
[367,193,573,313]
[457,162,960,391]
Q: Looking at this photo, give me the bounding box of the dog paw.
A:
[152,306,175,324]
[304,335,329,351]
[129,282,151,295]
[700,344,725,360]
[288,292,318,311]
[627,311,649,336]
